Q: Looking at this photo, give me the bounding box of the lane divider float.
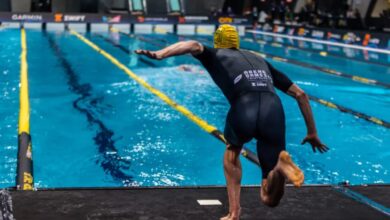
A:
[248,50,390,89]
[17,28,34,190]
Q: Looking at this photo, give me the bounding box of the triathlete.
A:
[135,24,328,220]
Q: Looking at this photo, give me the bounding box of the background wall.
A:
[80,0,98,12]
[349,0,372,17]
[0,0,11,11]
[145,0,167,15]
[11,0,31,12]
[294,0,310,13]
[184,0,224,15]
[52,0,80,13]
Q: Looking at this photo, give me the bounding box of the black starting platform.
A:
[1,185,389,220]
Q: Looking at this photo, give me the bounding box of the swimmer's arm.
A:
[135,41,204,60]
[287,84,329,153]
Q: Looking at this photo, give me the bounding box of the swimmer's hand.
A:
[135,49,162,60]
[301,134,329,153]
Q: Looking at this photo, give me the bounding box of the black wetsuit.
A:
[194,46,293,178]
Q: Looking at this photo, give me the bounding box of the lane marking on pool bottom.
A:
[93,34,158,67]
[69,29,260,166]
[135,34,390,129]
[17,28,34,190]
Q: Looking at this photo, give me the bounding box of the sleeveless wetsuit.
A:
[194,46,293,178]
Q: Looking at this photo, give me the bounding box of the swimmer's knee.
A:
[224,145,242,167]
[261,196,280,208]
[225,145,241,158]
[226,144,242,154]
[260,184,281,208]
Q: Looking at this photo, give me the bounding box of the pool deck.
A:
[1,185,389,220]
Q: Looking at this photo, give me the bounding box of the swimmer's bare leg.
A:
[221,145,242,220]
[260,151,304,207]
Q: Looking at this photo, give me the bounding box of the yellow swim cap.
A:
[214,24,240,49]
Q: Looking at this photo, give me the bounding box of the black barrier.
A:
[256,22,390,49]
[0,12,252,25]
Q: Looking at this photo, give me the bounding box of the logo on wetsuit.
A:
[234,69,273,87]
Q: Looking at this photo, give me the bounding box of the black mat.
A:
[6,186,390,220]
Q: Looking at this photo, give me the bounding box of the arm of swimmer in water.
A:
[135,41,204,60]
[287,84,329,153]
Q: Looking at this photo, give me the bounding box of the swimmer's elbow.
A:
[188,41,203,55]
[287,84,308,102]
[295,90,309,103]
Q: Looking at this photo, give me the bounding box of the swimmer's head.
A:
[214,24,240,49]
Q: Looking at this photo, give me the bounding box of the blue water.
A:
[0,29,389,188]
[0,29,19,188]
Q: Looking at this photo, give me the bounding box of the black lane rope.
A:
[253,50,390,89]
[45,32,133,182]
[94,34,158,67]
[137,34,390,129]
[308,96,390,128]
[245,37,390,68]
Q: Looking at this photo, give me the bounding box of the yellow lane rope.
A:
[17,28,33,190]
[19,28,30,134]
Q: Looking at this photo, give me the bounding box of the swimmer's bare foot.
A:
[220,209,241,220]
[276,151,304,187]
[220,213,231,220]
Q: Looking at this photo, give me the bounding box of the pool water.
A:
[0,29,389,188]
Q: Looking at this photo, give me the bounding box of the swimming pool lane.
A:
[0,30,20,188]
